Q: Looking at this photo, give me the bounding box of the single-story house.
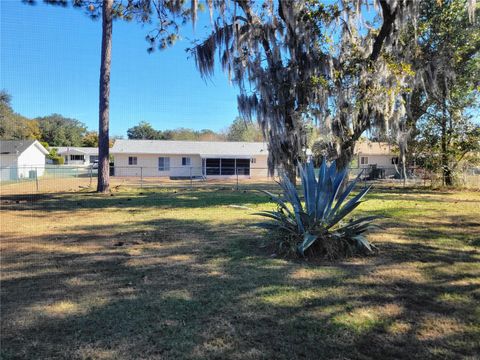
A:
[0,140,49,181]
[110,139,269,178]
[53,147,99,165]
[354,140,399,177]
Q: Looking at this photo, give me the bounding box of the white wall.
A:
[0,154,19,181]
[250,155,270,178]
[60,150,90,165]
[17,144,46,178]
[1,144,46,181]
[113,154,203,177]
[357,154,399,177]
[112,153,271,178]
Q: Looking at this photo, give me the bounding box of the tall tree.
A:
[97,0,113,192]
[412,112,480,182]
[190,1,477,182]
[189,1,420,181]
[28,0,201,192]
[405,0,479,185]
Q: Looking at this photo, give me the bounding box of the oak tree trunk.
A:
[441,124,453,186]
[97,0,113,193]
[337,140,355,172]
[440,100,453,187]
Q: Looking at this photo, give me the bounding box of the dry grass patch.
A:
[1,186,479,359]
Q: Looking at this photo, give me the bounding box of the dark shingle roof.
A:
[0,140,37,155]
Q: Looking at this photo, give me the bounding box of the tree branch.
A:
[370,0,398,62]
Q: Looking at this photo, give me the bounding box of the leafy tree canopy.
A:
[82,131,99,147]
[0,90,41,140]
[35,114,87,146]
[127,121,165,140]
[189,0,477,180]
[226,117,263,142]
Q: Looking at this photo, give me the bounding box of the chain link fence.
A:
[397,166,480,188]
[0,165,280,195]
[1,164,478,196]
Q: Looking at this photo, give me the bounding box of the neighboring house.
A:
[0,140,49,181]
[110,140,269,178]
[53,147,99,165]
[354,140,399,177]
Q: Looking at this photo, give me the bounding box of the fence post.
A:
[140,167,143,188]
[35,167,39,192]
[190,167,193,189]
[89,165,93,187]
[236,167,239,191]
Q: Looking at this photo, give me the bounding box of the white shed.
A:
[0,140,49,181]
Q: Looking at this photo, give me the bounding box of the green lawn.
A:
[1,186,479,359]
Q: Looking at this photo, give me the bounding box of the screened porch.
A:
[203,158,251,176]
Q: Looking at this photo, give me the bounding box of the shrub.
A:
[256,160,379,259]
[53,156,64,165]
[47,148,64,165]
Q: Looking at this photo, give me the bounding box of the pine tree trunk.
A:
[97,0,113,193]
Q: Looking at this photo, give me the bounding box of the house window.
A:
[391,157,399,165]
[251,158,256,164]
[70,155,84,161]
[158,157,170,171]
[182,157,191,166]
[360,156,368,165]
[128,156,137,165]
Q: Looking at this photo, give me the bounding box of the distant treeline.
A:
[0,91,264,147]
[126,119,263,142]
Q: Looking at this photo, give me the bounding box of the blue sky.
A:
[0,0,239,137]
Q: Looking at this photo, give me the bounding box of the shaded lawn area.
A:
[1,186,479,359]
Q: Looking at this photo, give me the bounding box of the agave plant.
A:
[256,160,379,258]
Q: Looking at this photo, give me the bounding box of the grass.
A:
[1,185,479,359]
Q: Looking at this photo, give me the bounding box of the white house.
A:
[0,140,49,181]
[53,147,99,165]
[110,140,269,179]
[355,140,399,177]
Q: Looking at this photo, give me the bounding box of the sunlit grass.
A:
[1,186,479,359]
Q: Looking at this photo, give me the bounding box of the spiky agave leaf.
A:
[326,185,372,229]
[258,189,295,219]
[297,232,318,257]
[256,161,378,258]
[324,170,364,221]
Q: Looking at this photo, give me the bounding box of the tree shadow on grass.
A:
[1,198,479,359]
[0,188,274,214]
